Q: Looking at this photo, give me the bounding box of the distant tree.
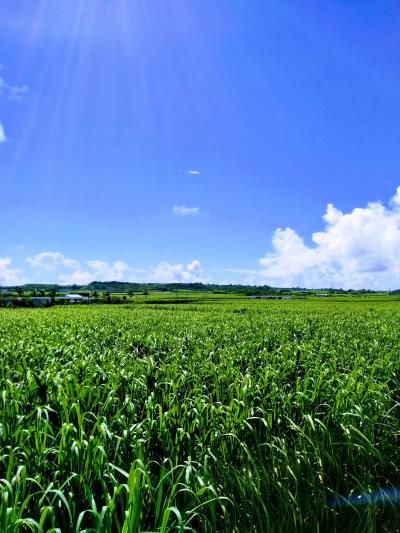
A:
[50,288,56,304]
[104,291,111,303]
[16,287,24,297]
[122,295,127,302]
[128,289,134,299]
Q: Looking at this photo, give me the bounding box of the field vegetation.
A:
[1,297,400,531]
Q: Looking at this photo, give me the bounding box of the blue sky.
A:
[1,0,400,288]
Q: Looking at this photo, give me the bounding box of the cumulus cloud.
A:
[0,123,6,143]
[86,260,130,280]
[61,259,206,285]
[58,260,131,285]
[26,251,79,270]
[2,249,210,286]
[259,186,400,289]
[0,257,24,286]
[172,205,201,216]
[149,260,207,283]
[26,252,132,284]
[57,269,94,285]
[23,251,209,285]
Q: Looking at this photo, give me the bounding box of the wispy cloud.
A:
[0,75,29,101]
[172,205,201,216]
[187,170,201,175]
[0,69,28,146]
[0,123,6,143]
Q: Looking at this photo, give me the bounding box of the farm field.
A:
[1,297,400,531]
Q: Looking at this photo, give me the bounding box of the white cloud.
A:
[49,257,206,285]
[59,260,131,285]
[0,75,28,100]
[0,67,29,147]
[4,249,209,286]
[86,260,130,279]
[259,186,400,289]
[26,251,79,270]
[172,205,201,216]
[0,123,6,143]
[187,170,201,175]
[58,270,94,285]
[149,260,208,283]
[0,257,24,286]
[24,250,205,285]
[0,70,28,147]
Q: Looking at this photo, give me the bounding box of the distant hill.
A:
[3,283,79,291]
[0,281,379,295]
[2,280,277,295]
[84,281,278,295]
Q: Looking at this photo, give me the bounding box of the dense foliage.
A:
[1,298,400,531]
[2,280,378,296]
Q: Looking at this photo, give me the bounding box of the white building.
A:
[63,294,90,302]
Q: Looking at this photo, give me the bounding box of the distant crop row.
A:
[0,300,400,531]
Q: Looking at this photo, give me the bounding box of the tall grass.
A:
[1,300,400,531]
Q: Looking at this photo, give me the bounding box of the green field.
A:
[1,297,400,531]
